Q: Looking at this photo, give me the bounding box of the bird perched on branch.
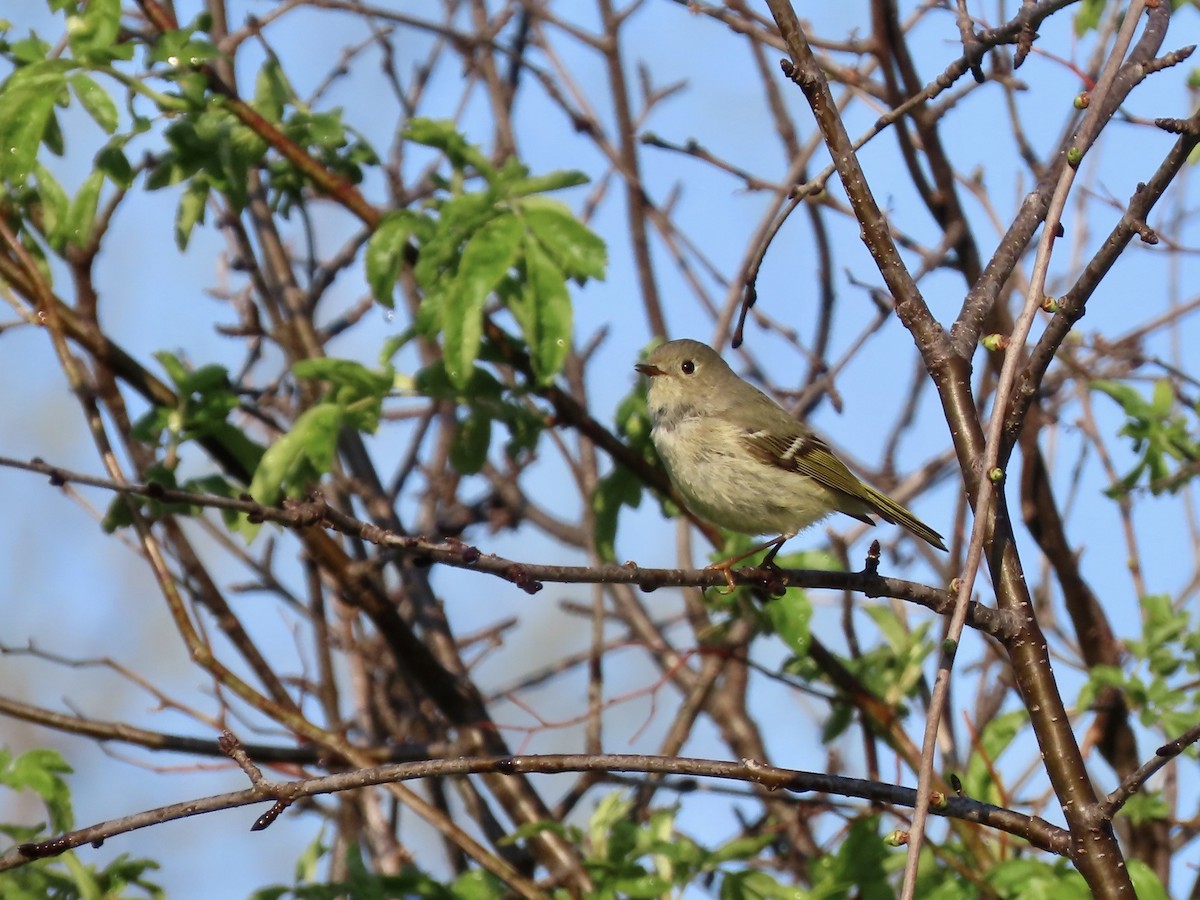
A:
[635,339,945,585]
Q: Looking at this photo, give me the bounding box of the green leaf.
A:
[96,138,133,188]
[0,68,64,181]
[610,875,672,897]
[292,359,392,436]
[450,411,492,475]
[766,590,811,657]
[591,466,642,562]
[365,210,419,306]
[772,548,841,573]
[415,288,445,337]
[68,73,118,133]
[1092,378,1200,495]
[1,748,74,833]
[405,117,493,176]
[443,213,523,387]
[962,709,1027,804]
[254,57,292,122]
[506,169,589,197]
[821,703,854,744]
[1091,379,1145,415]
[706,832,775,865]
[66,0,125,63]
[293,358,394,400]
[10,34,51,65]
[33,162,69,246]
[587,792,635,861]
[810,817,889,899]
[175,178,209,249]
[720,869,803,899]
[986,858,1090,898]
[153,350,189,387]
[1121,790,1170,826]
[414,191,497,290]
[1151,378,1174,416]
[450,869,507,900]
[414,361,504,402]
[1128,860,1169,900]
[65,169,104,247]
[249,403,344,507]
[178,363,232,397]
[148,28,219,68]
[1074,0,1106,35]
[301,110,348,149]
[520,196,607,282]
[513,234,572,384]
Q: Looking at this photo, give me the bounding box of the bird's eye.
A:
[681,360,696,375]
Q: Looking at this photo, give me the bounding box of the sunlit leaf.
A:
[249,403,344,507]
[520,195,607,282]
[513,234,572,384]
[175,178,209,249]
[68,73,118,133]
[365,210,419,307]
[443,213,522,387]
[65,169,104,247]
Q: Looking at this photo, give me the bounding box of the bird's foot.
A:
[703,561,788,596]
[705,536,791,595]
[746,563,788,597]
[703,560,739,594]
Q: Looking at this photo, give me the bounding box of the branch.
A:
[1100,720,1200,820]
[950,0,1175,357]
[1006,98,1200,442]
[0,691,439,766]
[0,455,1015,639]
[3,747,1071,873]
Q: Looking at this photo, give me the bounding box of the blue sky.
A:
[3,1,1200,896]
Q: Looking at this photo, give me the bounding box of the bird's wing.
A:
[740,427,874,522]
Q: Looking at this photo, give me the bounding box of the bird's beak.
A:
[635,362,664,378]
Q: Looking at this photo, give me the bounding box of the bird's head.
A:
[635,339,737,418]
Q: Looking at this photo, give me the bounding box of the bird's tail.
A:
[860,483,946,551]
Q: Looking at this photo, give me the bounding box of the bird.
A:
[635,339,945,584]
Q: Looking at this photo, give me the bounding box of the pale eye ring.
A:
[681,360,696,375]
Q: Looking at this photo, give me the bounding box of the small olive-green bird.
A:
[635,339,945,573]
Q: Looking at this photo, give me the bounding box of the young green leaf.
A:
[961,709,1027,805]
[766,590,812,657]
[293,358,393,398]
[591,467,642,562]
[444,213,523,387]
[68,73,119,134]
[96,138,134,188]
[1,748,75,833]
[450,411,492,475]
[506,169,589,197]
[33,162,69,247]
[0,69,64,182]
[66,0,124,64]
[175,178,210,249]
[65,169,104,247]
[365,210,419,306]
[404,117,494,176]
[514,234,572,384]
[249,403,344,507]
[520,196,607,282]
[254,58,293,123]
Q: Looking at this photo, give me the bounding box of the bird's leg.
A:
[760,535,790,568]
[706,534,789,593]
